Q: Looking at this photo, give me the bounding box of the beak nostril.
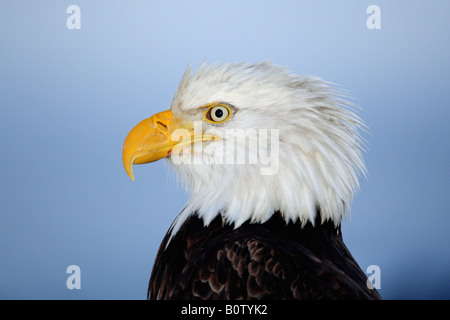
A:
[156,121,168,131]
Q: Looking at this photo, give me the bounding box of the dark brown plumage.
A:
[148,212,382,300]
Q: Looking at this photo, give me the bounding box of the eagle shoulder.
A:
[148,214,381,300]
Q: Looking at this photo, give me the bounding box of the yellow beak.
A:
[122,109,219,181]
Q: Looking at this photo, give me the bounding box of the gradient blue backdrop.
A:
[0,1,449,299]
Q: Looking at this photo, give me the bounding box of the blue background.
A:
[0,1,448,299]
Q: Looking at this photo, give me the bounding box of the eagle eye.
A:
[204,104,232,124]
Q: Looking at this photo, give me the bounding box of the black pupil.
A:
[214,109,224,118]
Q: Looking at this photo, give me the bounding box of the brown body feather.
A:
[148,212,381,300]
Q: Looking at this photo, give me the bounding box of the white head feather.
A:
[166,62,366,237]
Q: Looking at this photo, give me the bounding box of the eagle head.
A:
[122,62,366,236]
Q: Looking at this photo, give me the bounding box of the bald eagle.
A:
[122,62,382,300]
